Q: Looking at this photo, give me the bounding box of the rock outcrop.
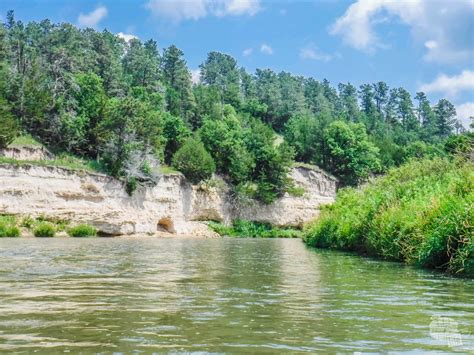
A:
[0,146,54,161]
[0,151,337,236]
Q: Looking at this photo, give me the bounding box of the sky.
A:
[1,0,473,128]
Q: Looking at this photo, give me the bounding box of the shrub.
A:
[0,216,20,238]
[209,219,301,238]
[172,136,216,184]
[0,224,20,237]
[21,216,35,229]
[34,222,56,238]
[68,224,97,237]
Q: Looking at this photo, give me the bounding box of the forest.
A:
[0,11,468,203]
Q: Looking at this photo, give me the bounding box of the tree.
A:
[275,72,306,129]
[395,88,418,131]
[199,105,254,183]
[162,45,195,121]
[338,83,359,121]
[199,51,240,107]
[284,114,323,163]
[60,72,106,155]
[323,121,381,185]
[172,136,215,184]
[373,81,389,117]
[99,96,161,179]
[123,38,160,90]
[244,119,295,203]
[0,97,18,148]
[434,99,457,137]
[161,112,191,165]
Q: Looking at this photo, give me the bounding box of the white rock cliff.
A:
[0,161,336,236]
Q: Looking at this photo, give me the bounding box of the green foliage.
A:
[444,132,473,155]
[303,157,473,276]
[323,120,381,185]
[0,97,18,148]
[0,12,464,201]
[34,222,56,238]
[99,96,161,182]
[67,224,97,237]
[209,220,301,238]
[172,136,216,183]
[162,112,191,164]
[0,216,20,237]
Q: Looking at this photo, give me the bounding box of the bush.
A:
[172,136,216,184]
[68,224,97,237]
[209,219,301,238]
[303,157,473,276]
[0,216,20,237]
[34,222,56,238]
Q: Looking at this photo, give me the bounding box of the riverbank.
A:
[0,147,336,236]
[303,157,473,277]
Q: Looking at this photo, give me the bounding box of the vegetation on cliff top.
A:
[303,153,473,277]
[0,11,467,202]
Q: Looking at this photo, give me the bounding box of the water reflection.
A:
[0,238,472,352]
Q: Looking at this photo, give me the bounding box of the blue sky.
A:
[1,0,473,127]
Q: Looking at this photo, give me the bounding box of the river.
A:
[0,238,472,353]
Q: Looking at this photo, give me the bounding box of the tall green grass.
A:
[303,157,473,277]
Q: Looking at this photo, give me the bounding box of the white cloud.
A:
[145,0,261,22]
[225,0,260,16]
[299,45,332,62]
[242,48,253,56]
[456,102,474,130]
[190,69,201,84]
[419,70,474,97]
[260,43,273,55]
[330,0,474,63]
[78,6,108,28]
[117,32,139,42]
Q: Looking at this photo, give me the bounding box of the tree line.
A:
[0,11,467,202]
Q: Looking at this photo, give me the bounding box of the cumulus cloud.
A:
[78,6,108,28]
[299,45,332,62]
[456,102,474,130]
[260,43,273,55]
[419,70,474,97]
[117,32,139,42]
[330,0,474,63]
[242,47,253,57]
[225,0,260,16]
[190,69,201,84]
[145,0,261,22]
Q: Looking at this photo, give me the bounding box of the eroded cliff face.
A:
[0,162,336,236]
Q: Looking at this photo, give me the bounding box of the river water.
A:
[0,238,472,353]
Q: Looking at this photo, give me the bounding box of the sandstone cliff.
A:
[0,151,337,236]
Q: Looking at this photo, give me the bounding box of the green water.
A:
[0,238,472,353]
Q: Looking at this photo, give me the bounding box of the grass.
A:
[0,216,20,237]
[33,222,56,238]
[158,165,180,174]
[9,135,44,148]
[209,219,302,238]
[0,153,104,173]
[67,224,97,237]
[303,156,473,277]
